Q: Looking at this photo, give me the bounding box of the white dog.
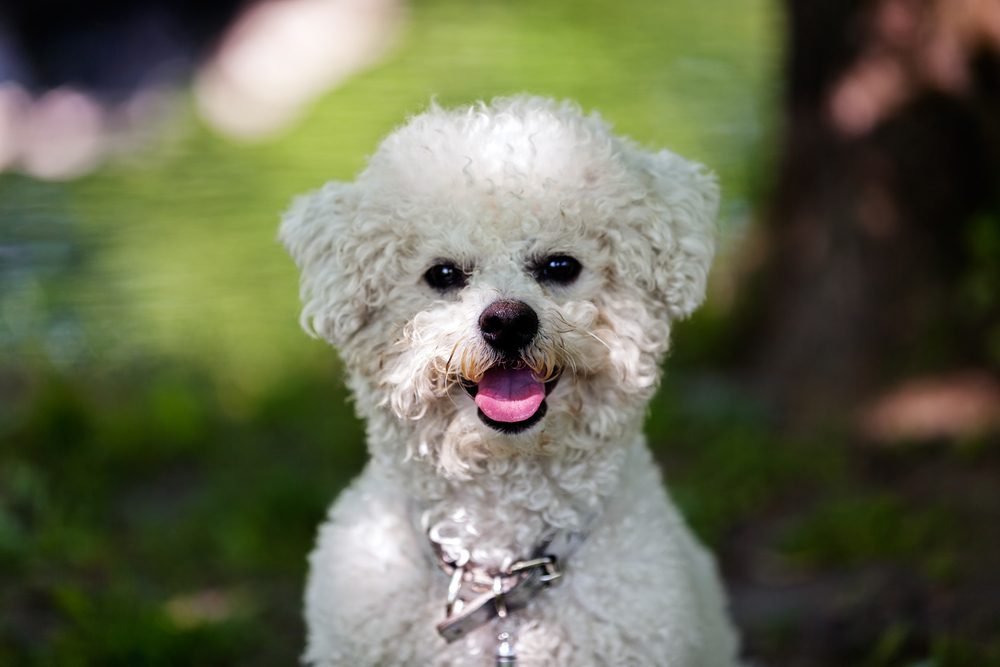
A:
[281,96,740,666]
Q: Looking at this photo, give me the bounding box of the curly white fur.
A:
[281,96,739,666]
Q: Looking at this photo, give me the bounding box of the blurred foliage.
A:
[961,213,1000,365]
[1,363,364,664]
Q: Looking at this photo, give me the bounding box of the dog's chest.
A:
[409,450,620,572]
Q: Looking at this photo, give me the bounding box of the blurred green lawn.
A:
[2,0,997,664]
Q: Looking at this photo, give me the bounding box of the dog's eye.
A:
[533,255,582,285]
[424,262,468,291]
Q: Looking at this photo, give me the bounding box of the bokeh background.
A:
[1,0,998,665]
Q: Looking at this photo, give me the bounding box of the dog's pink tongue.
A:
[475,367,545,423]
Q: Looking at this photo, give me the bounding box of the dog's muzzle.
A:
[467,299,559,433]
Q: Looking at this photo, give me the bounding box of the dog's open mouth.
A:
[462,366,560,434]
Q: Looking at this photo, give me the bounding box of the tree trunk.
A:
[747,0,1000,421]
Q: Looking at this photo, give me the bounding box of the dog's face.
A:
[282,97,717,476]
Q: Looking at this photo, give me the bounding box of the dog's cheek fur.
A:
[594,294,671,395]
[379,297,480,422]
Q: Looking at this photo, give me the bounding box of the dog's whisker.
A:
[585,330,613,353]
[445,340,460,375]
[440,340,464,393]
[558,341,582,377]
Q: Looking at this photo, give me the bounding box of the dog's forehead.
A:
[361,109,639,213]
[344,104,653,266]
[401,197,594,261]
[369,148,609,205]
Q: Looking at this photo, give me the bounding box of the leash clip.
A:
[508,555,562,584]
[436,554,561,643]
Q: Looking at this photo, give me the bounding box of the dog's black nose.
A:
[479,299,538,354]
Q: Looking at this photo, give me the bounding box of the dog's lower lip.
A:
[478,401,547,434]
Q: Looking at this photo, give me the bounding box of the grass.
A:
[1,363,365,665]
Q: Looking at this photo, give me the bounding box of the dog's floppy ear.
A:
[634,148,719,320]
[280,181,370,348]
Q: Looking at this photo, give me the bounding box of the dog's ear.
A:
[280,181,370,348]
[633,148,719,320]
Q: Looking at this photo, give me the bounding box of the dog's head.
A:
[281,96,717,476]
